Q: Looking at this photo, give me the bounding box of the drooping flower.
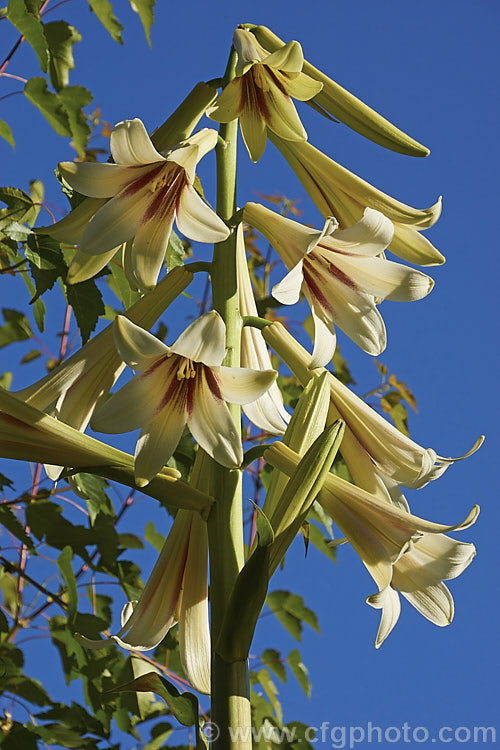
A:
[261,321,484,489]
[54,120,229,291]
[367,531,476,647]
[77,505,211,694]
[235,224,289,434]
[208,28,322,162]
[266,440,479,647]
[12,267,192,479]
[251,25,430,158]
[269,134,444,266]
[92,311,277,486]
[244,203,434,367]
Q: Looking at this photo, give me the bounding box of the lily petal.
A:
[170,310,226,367]
[272,260,304,305]
[79,187,150,256]
[135,402,188,487]
[113,315,170,371]
[111,118,165,166]
[217,366,277,405]
[176,184,229,243]
[188,369,242,468]
[59,161,150,199]
[366,586,401,648]
[131,212,175,292]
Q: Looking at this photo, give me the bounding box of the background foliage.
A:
[0,1,497,748]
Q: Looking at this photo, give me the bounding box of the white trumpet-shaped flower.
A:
[244,203,434,367]
[262,321,484,489]
[12,267,191,480]
[236,224,289,434]
[269,134,444,267]
[208,29,322,162]
[76,507,211,694]
[56,120,229,291]
[92,311,277,486]
[267,441,478,648]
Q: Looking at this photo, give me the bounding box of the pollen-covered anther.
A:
[176,358,197,380]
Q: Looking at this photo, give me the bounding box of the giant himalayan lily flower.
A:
[251,25,430,158]
[269,134,444,267]
[56,120,229,292]
[77,507,211,694]
[208,28,322,162]
[262,321,484,489]
[267,441,478,647]
[12,267,191,480]
[244,202,434,367]
[236,224,289,434]
[92,311,277,486]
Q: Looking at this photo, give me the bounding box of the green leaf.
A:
[72,473,113,524]
[256,668,282,723]
[266,590,320,641]
[26,233,67,299]
[166,229,187,270]
[44,20,82,91]
[7,0,48,71]
[111,672,198,726]
[88,0,124,43]
[0,308,32,348]
[144,520,165,552]
[0,372,13,389]
[129,0,155,45]
[1,221,31,242]
[287,649,311,698]
[0,505,33,548]
[261,648,287,683]
[307,523,337,561]
[65,278,105,343]
[106,247,141,309]
[59,85,93,155]
[24,77,71,136]
[0,186,38,228]
[57,545,78,619]
[0,471,14,490]
[0,118,14,149]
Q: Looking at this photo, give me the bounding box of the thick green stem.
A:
[208,47,251,750]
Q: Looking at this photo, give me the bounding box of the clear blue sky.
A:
[1,0,499,745]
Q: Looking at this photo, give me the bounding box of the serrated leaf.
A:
[266,590,319,641]
[59,85,93,155]
[0,308,32,348]
[0,505,33,548]
[130,0,155,44]
[256,668,282,723]
[2,221,31,241]
[24,77,71,136]
[261,649,287,683]
[0,118,14,149]
[111,672,198,726]
[44,20,82,91]
[65,278,104,343]
[26,233,67,299]
[7,0,48,71]
[88,0,123,43]
[106,247,141,309]
[287,649,311,698]
[0,186,37,228]
[57,545,78,619]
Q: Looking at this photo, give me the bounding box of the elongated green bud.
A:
[151,82,218,151]
[265,419,345,574]
[249,25,430,157]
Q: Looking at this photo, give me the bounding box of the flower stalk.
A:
[209,46,252,750]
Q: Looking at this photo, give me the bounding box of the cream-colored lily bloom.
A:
[209,28,322,162]
[92,311,277,486]
[56,120,229,291]
[245,203,434,367]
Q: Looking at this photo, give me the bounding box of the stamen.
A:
[176,357,197,380]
